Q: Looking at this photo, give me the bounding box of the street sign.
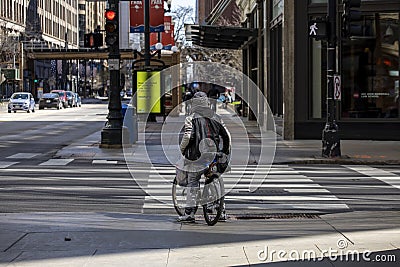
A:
[108,59,120,70]
[308,20,328,40]
[334,75,341,100]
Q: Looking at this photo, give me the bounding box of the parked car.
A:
[66,91,76,107]
[39,93,63,110]
[8,92,35,113]
[50,90,68,108]
[74,93,81,107]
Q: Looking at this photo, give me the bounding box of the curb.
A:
[276,159,400,165]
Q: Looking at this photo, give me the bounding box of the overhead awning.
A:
[191,25,257,50]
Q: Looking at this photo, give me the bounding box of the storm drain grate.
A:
[232,213,321,220]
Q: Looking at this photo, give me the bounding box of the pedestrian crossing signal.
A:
[84,33,103,48]
[308,19,328,40]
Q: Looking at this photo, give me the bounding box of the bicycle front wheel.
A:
[202,177,224,226]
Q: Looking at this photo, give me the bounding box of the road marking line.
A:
[7,153,40,159]
[39,159,74,166]
[92,160,118,165]
[0,161,19,169]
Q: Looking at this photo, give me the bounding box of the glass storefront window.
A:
[272,0,284,20]
[311,39,327,119]
[341,13,399,119]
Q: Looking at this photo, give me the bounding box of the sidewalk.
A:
[0,211,399,266]
[56,106,400,165]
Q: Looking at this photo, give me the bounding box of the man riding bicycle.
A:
[178,91,231,222]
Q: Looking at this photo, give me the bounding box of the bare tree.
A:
[170,5,194,43]
[0,27,21,69]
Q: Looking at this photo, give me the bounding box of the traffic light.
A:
[84,33,95,48]
[105,8,118,47]
[342,0,363,38]
[84,33,103,48]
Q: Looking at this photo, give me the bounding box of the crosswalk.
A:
[0,157,399,215]
[142,164,351,214]
[0,154,123,168]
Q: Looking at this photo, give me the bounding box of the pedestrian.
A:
[233,95,243,116]
[207,84,220,112]
[183,87,195,115]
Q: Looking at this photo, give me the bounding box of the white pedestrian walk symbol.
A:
[310,23,318,36]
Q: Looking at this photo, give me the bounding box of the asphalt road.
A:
[0,104,400,216]
[0,103,106,160]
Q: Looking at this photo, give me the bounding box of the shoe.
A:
[219,211,227,222]
[177,213,195,223]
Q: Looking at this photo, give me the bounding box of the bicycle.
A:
[172,155,225,226]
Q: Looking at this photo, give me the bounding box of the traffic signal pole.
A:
[144,0,151,67]
[322,0,341,157]
[101,0,123,147]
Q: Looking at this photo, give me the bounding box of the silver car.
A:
[8,93,35,113]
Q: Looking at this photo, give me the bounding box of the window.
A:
[311,39,327,119]
[341,13,399,119]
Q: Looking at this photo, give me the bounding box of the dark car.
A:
[74,93,81,107]
[39,93,63,110]
[66,91,76,107]
[50,90,68,108]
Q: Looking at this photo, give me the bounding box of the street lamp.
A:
[100,0,123,148]
[171,46,178,53]
[155,42,163,50]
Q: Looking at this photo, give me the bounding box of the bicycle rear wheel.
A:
[172,177,198,216]
[202,177,224,226]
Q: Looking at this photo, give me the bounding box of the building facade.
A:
[0,0,80,97]
[234,0,399,140]
[0,0,79,49]
[78,0,106,47]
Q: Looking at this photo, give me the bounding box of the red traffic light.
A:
[105,10,117,21]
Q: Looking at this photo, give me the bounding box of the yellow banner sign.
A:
[137,71,161,113]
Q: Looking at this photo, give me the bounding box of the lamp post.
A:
[100,0,123,147]
[322,0,341,158]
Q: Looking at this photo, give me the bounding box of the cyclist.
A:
[178,91,231,222]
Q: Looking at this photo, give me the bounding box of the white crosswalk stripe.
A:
[6,153,40,159]
[142,164,350,214]
[0,161,19,169]
[39,159,74,166]
[345,165,400,190]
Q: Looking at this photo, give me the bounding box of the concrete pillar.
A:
[282,0,295,140]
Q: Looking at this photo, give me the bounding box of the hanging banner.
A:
[163,16,175,47]
[130,0,165,33]
[136,71,162,113]
[150,16,175,49]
